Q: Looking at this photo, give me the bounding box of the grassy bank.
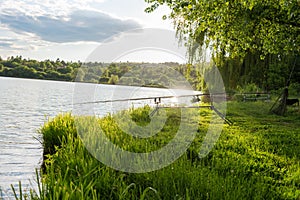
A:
[25,102,300,199]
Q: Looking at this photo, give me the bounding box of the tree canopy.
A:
[145,0,300,59]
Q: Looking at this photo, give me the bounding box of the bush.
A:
[289,83,300,97]
[236,83,262,93]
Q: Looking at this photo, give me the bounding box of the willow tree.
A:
[145,0,300,114]
[146,0,299,57]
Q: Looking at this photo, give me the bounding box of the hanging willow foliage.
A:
[145,0,300,91]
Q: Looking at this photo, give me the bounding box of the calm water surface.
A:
[0,77,194,198]
[0,77,74,198]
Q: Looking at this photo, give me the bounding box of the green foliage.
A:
[39,113,76,156]
[129,106,151,126]
[145,0,300,92]
[289,82,300,96]
[236,83,262,93]
[18,102,300,199]
[146,0,300,58]
[108,74,119,85]
[85,63,207,90]
[217,53,300,91]
[1,55,298,94]
[0,57,207,91]
[0,56,80,81]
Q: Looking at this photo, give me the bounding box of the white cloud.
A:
[0,24,51,52]
[0,0,107,17]
[0,9,141,43]
[0,0,176,61]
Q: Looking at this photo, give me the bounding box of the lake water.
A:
[0,77,195,198]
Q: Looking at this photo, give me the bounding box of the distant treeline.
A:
[0,56,206,90]
[0,56,79,81]
[80,62,209,90]
[0,55,299,94]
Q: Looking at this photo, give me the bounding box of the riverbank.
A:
[24,101,300,199]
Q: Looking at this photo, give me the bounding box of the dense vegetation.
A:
[4,1,300,199]
[14,101,300,199]
[1,1,300,93]
[145,0,300,92]
[214,53,300,92]
[0,56,80,81]
[1,56,299,94]
[146,0,300,57]
[0,56,206,90]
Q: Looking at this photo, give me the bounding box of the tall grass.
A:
[10,170,42,200]
[16,102,300,199]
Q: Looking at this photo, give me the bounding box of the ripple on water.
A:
[0,77,75,197]
[1,77,187,198]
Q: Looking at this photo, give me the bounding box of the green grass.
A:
[19,101,300,199]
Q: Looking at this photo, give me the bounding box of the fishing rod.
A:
[72,92,227,106]
[72,92,233,125]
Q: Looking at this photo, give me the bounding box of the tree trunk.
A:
[272,87,288,115]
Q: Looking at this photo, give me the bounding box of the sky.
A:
[0,0,188,63]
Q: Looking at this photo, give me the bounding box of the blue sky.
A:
[0,0,187,62]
